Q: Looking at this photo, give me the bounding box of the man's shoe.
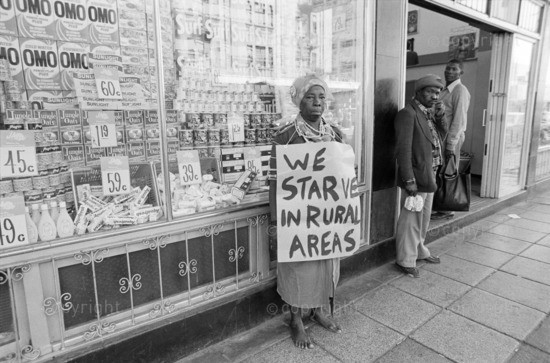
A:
[396,263,420,278]
[431,212,454,220]
[421,256,441,264]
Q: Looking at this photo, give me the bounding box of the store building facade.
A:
[0,0,548,361]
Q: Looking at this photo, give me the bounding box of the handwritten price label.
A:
[227,113,244,143]
[88,111,117,148]
[0,195,29,249]
[0,131,38,178]
[101,156,131,195]
[176,150,201,186]
[244,147,262,174]
[94,68,122,100]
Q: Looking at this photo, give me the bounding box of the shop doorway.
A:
[405,4,491,199]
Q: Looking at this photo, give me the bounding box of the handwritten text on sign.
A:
[276,142,360,262]
[0,195,29,250]
[101,156,131,196]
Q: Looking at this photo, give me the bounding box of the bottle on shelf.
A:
[56,202,75,238]
[24,206,39,243]
[37,204,57,242]
[31,203,41,226]
[50,201,59,223]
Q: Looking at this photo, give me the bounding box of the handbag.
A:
[432,154,471,212]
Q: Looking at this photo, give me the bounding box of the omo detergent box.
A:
[14,0,57,40]
[19,37,61,90]
[53,0,90,43]
[0,0,18,36]
[0,35,25,87]
[57,41,90,90]
[86,0,119,46]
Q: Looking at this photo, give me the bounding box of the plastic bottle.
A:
[24,206,39,243]
[31,203,41,226]
[50,201,59,223]
[37,204,57,242]
[56,202,75,238]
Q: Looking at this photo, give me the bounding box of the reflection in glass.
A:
[535,49,550,180]
[500,38,533,195]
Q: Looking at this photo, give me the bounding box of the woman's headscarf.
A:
[289,74,329,107]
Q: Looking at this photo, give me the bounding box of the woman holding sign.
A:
[269,74,344,349]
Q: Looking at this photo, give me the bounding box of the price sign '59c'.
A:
[0,131,38,179]
[101,156,132,196]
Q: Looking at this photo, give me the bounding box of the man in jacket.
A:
[432,59,471,220]
[394,74,447,278]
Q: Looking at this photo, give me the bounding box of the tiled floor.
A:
[183,190,550,363]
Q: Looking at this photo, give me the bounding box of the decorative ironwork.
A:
[247,214,268,227]
[178,259,197,277]
[0,270,8,285]
[83,322,116,341]
[43,293,73,316]
[200,223,224,238]
[142,234,170,250]
[148,300,175,318]
[249,272,262,284]
[74,249,109,265]
[202,285,215,300]
[119,274,142,294]
[0,352,16,362]
[228,246,245,262]
[10,264,31,282]
[215,283,225,295]
[20,345,40,360]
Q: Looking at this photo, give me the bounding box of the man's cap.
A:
[289,74,329,107]
[415,74,444,92]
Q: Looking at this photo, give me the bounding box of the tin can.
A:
[42,187,57,201]
[32,175,51,190]
[24,189,43,204]
[261,113,272,128]
[193,129,208,145]
[201,113,214,128]
[178,129,194,147]
[36,152,53,168]
[207,147,219,158]
[207,129,220,145]
[49,173,61,186]
[213,113,227,128]
[241,114,251,128]
[0,179,13,194]
[219,128,230,145]
[51,151,63,163]
[245,128,257,144]
[256,128,268,144]
[13,178,33,192]
[251,113,262,128]
[197,146,209,158]
[186,113,201,129]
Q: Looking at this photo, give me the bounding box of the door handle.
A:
[482,109,487,127]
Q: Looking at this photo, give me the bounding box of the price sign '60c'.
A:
[101,156,131,196]
[0,131,38,179]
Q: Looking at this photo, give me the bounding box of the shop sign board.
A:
[276,142,361,262]
[0,130,38,179]
[0,194,29,250]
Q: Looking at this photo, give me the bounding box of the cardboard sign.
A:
[176,149,201,186]
[244,147,262,174]
[276,142,360,262]
[0,130,38,178]
[101,156,131,195]
[94,67,122,99]
[227,113,244,142]
[87,111,117,147]
[0,195,29,249]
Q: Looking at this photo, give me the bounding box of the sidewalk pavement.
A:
[183,191,550,363]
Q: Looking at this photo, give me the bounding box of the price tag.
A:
[101,156,131,196]
[94,68,122,100]
[244,147,262,174]
[176,149,202,186]
[0,130,38,178]
[227,113,244,143]
[87,111,117,148]
[0,195,29,250]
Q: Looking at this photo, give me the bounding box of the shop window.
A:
[455,0,489,14]
[491,0,520,25]
[518,0,543,33]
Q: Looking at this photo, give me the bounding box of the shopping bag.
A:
[432,154,471,211]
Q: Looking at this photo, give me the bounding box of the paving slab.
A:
[411,310,518,363]
[484,213,511,223]
[477,270,550,313]
[526,315,550,354]
[425,234,467,256]
[354,285,441,335]
[487,224,546,243]
[335,273,382,306]
[504,218,550,234]
[513,201,543,210]
[466,232,532,254]
[531,204,550,215]
[364,263,404,284]
[448,288,546,340]
[501,256,550,287]
[240,338,340,363]
[507,344,550,363]
[538,234,550,247]
[445,242,515,268]
[465,220,500,233]
[390,270,470,308]
[375,338,451,363]
[519,210,550,224]
[309,310,404,362]
[421,254,495,286]
[520,244,550,264]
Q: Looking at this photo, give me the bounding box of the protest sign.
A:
[276,142,360,262]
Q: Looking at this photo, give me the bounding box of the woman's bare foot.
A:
[311,308,342,333]
[290,309,314,349]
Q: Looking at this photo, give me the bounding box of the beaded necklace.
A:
[294,114,337,143]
